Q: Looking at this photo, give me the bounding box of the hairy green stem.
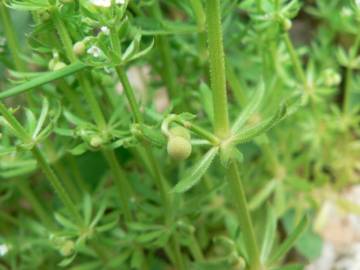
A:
[227,161,261,270]
[205,2,261,269]
[205,0,230,138]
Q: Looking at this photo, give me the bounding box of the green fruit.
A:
[73,41,86,56]
[170,126,191,140]
[167,136,192,161]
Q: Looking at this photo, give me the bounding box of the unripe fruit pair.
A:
[167,127,192,161]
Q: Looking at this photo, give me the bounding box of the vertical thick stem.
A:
[205,3,261,268]
[205,0,230,138]
[227,161,261,270]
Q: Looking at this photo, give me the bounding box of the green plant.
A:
[0,0,359,269]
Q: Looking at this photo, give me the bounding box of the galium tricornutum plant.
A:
[1,0,360,269]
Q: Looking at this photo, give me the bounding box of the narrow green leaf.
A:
[231,104,287,145]
[172,147,219,193]
[32,98,49,138]
[58,253,77,267]
[0,62,86,100]
[231,85,265,133]
[261,206,277,263]
[249,179,278,211]
[267,216,309,266]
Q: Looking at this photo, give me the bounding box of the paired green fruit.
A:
[167,127,192,161]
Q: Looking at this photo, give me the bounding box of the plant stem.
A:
[205,2,261,268]
[0,4,26,71]
[31,147,82,224]
[227,161,261,270]
[115,67,143,123]
[67,155,90,193]
[189,0,207,63]
[103,150,132,222]
[205,0,230,138]
[283,33,308,91]
[151,3,179,100]
[53,160,81,201]
[15,179,56,229]
[172,235,187,270]
[0,95,81,225]
[188,233,204,261]
[114,66,171,208]
[52,9,133,222]
[174,118,220,145]
[52,9,107,129]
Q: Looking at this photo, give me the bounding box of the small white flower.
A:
[90,0,111,8]
[0,244,9,257]
[87,45,102,58]
[100,26,110,35]
[116,0,125,4]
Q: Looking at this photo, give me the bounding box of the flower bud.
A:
[90,135,103,148]
[167,136,192,161]
[282,19,292,31]
[60,240,75,256]
[73,41,86,56]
